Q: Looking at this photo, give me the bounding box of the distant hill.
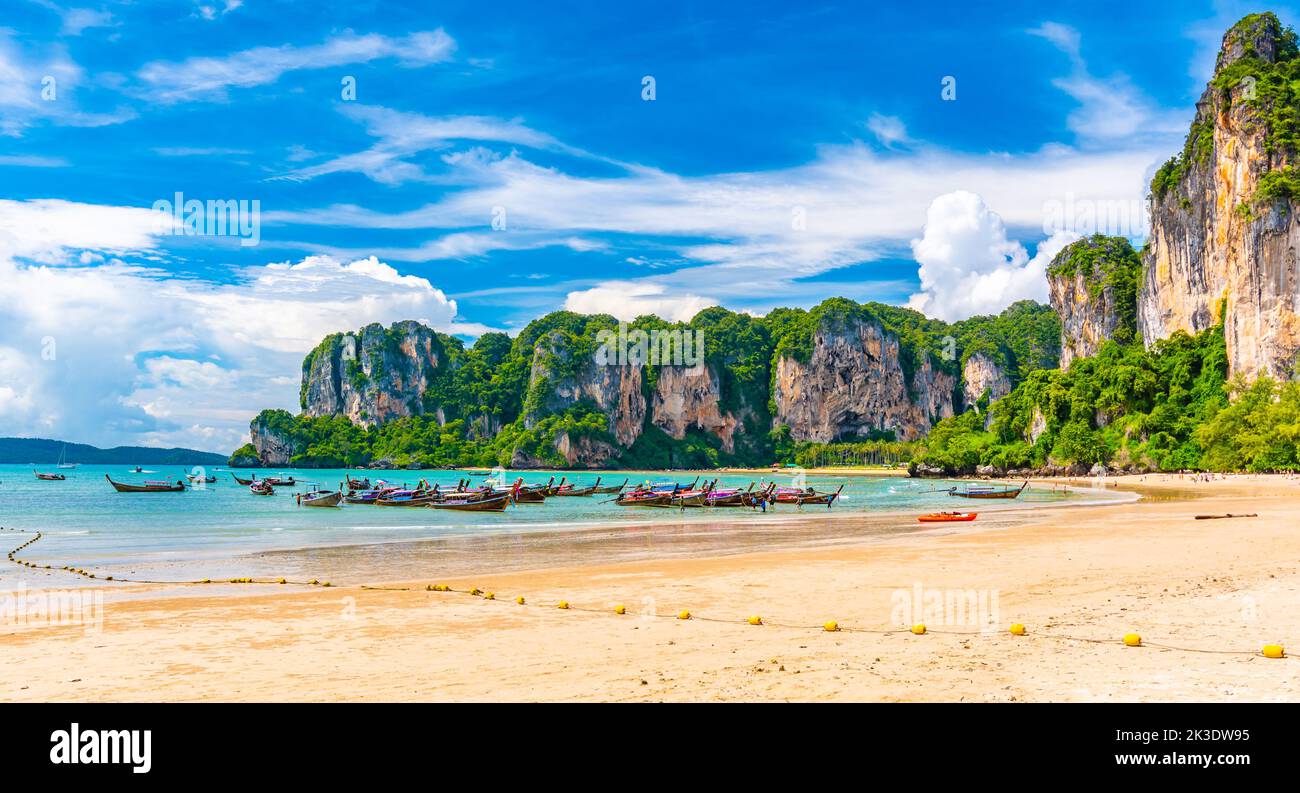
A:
[0,437,227,466]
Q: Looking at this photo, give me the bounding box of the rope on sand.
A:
[6,527,1293,660]
[2,527,330,588]
[367,577,1296,661]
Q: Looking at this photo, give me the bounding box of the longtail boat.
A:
[669,479,716,508]
[250,481,275,496]
[705,482,755,507]
[432,480,520,511]
[106,475,185,493]
[740,483,777,508]
[947,481,1027,500]
[34,470,66,481]
[551,477,602,497]
[918,512,978,522]
[296,487,343,507]
[345,474,372,491]
[772,483,844,507]
[187,473,216,484]
[231,473,255,486]
[615,487,677,507]
[375,485,440,507]
[592,478,627,494]
[541,476,567,497]
[264,474,296,487]
[345,486,399,505]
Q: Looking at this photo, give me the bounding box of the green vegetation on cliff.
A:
[238,299,1060,469]
[1047,234,1142,344]
[915,324,1234,473]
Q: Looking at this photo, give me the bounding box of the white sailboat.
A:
[56,444,78,469]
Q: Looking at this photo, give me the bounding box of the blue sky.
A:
[0,0,1292,450]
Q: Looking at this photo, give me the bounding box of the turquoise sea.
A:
[0,464,1117,588]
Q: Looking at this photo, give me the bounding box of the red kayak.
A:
[917,512,978,523]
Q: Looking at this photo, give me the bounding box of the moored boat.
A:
[551,477,602,497]
[771,483,844,507]
[264,474,296,487]
[947,481,1027,500]
[296,486,343,507]
[592,478,627,494]
[106,475,186,493]
[231,473,255,486]
[249,481,275,496]
[34,470,66,481]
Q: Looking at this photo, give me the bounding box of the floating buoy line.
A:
[2,527,330,588]
[4,527,1293,660]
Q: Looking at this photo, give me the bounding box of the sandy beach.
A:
[3,473,1298,702]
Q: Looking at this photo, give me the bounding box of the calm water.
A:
[0,464,1108,587]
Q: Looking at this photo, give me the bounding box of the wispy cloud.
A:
[1030,21,1187,145]
[274,104,594,184]
[135,29,457,103]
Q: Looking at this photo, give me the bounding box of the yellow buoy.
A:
[558,600,570,609]
[469,587,482,596]
[677,610,691,620]
[747,616,763,626]
[515,596,526,605]
[1123,632,1142,647]
[823,620,839,632]
[278,578,287,584]
[1009,623,1026,636]
[911,623,926,635]
[614,604,626,615]
[484,592,495,600]
[322,581,332,587]
[1262,644,1285,659]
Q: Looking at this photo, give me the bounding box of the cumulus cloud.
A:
[906,191,1079,321]
[0,199,468,451]
[563,282,718,323]
[136,29,456,103]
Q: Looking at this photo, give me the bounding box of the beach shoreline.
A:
[2,473,1297,702]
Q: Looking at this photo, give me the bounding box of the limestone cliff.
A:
[772,315,956,442]
[1047,235,1141,369]
[300,320,445,426]
[1142,12,1300,379]
[649,363,748,454]
[961,352,1011,408]
[249,411,296,466]
[515,329,645,467]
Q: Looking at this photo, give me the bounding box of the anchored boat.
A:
[917,511,978,522]
[947,481,1027,500]
[106,475,186,493]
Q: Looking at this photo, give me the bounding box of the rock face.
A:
[772,316,955,442]
[1048,235,1141,369]
[961,352,1011,408]
[250,412,295,466]
[301,320,443,427]
[523,329,646,451]
[1142,13,1300,379]
[650,364,747,453]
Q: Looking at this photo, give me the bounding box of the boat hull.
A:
[106,475,185,493]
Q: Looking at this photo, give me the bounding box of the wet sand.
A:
[2,474,1298,701]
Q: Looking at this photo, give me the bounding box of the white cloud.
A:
[866,113,908,147]
[906,191,1079,321]
[59,8,115,36]
[136,29,456,103]
[563,282,718,322]
[275,105,588,184]
[0,30,135,135]
[0,199,470,451]
[1030,21,1187,144]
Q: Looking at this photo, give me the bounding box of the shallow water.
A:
[0,464,1120,588]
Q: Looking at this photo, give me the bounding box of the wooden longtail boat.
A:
[551,477,602,497]
[541,476,567,497]
[947,481,1027,500]
[187,473,217,484]
[250,481,275,496]
[264,474,296,487]
[106,475,185,493]
[772,483,844,507]
[592,478,627,494]
[34,470,66,481]
[918,512,978,523]
[231,473,255,486]
[739,483,777,508]
[615,487,677,507]
[297,489,343,507]
[345,474,372,491]
[670,479,717,508]
[431,481,520,511]
[705,482,754,507]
